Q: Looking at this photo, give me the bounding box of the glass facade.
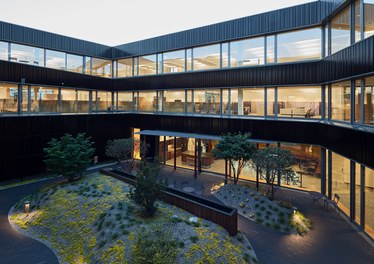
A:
[331,7,351,54]
[97,91,112,111]
[46,50,65,70]
[331,81,351,122]
[10,43,44,66]
[138,91,156,112]
[77,90,90,113]
[138,55,157,76]
[266,36,275,64]
[61,89,77,113]
[163,50,185,73]
[194,89,220,114]
[230,37,264,67]
[331,152,351,216]
[30,86,59,113]
[118,58,133,77]
[193,44,220,71]
[164,90,185,113]
[231,88,265,116]
[355,0,362,42]
[278,86,321,118]
[363,77,374,125]
[66,54,83,73]
[364,0,374,38]
[92,58,112,78]
[0,83,18,114]
[0,41,8,61]
[365,167,374,237]
[278,28,321,63]
[118,92,132,111]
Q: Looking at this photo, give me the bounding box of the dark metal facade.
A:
[0,113,372,180]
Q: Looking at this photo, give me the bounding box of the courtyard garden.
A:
[212,183,312,235]
[9,173,257,264]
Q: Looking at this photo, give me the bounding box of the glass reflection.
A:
[163,50,185,73]
[10,43,44,66]
[278,86,321,118]
[118,92,132,111]
[278,28,321,63]
[30,86,59,113]
[164,90,185,113]
[230,37,264,67]
[118,58,133,77]
[231,88,265,116]
[364,0,374,38]
[92,58,112,78]
[0,83,18,114]
[194,89,220,114]
[193,44,220,71]
[46,50,66,70]
[138,55,157,76]
[331,7,351,53]
[364,76,374,125]
[61,89,76,113]
[331,81,351,122]
[0,41,8,61]
[66,54,83,73]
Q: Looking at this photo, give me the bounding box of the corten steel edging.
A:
[101,169,238,236]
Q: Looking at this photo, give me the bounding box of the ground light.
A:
[24,201,30,213]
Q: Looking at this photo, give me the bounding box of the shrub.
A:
[131,226,177,264]
[190,236,199,243]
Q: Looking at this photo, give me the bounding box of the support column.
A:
[174,137,177,171]
[197,139,202,173]
[360,165,365,229]
[350,161,356,222]
[163,136,166,165]
[89,90,93,113]
[194,139,197,178]
[328,150,332,199]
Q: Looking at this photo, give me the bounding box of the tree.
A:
[128,160,166,217]
[105,138,147,174]
[212,132,257,184]
[44,133,95,182]
[252,147,298,200]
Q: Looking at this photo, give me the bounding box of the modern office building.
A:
[0,0,373,238]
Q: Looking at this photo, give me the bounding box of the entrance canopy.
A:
[133,130,275,144]
[133,130,222,140]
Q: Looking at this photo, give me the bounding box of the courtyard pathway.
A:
[160,166,374,264]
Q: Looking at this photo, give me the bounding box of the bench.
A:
[324,193,340,213]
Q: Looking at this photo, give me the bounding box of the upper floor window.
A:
[230,37,264,67]
[92,58,112,78]
[331,7,351,54]
[0,41,8,61]
[364,0,374,38]
[278,28,321,63]
[46,50,66,70]
[10,43,44,66]
[163,50,185,73]
[66,54,83,73]
[138,55,157,76]
[118,58,133,77]
[193,44,220,71]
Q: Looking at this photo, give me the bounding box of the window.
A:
[278,28,321,63]
[84,57,92,74]
[231,88,265,116]
[186,49,192,71]
[266,36,275,64]
[60,89,77,113]
[117,58,133,77]
[355,80,362,123]
[363,76,374,125]
[10,43,44,66]
[355,0,362,42]
[364,0,374,38]
[331,152,351,216]
[164,90,185,113]
[118,92,132,111]
[0,41,8,61]
[0,83,18,114]
[230,37,264,67]
[193,44,220,71]
[92,58,112,78]
[267,87,276,116]
[66,54,83,73]
[138,55,157,76]
[364,166,374,237]
[194,89,220,114]
[97,91,112,111]
[138,91,156,111]
[163,50,185,73]
[278,86,321,118]
[46,50,66,70]
[221,43,229,68]
[30,86,59,113]
[77,90,89,113]
[331,7,351,53]
[331,81,351,122]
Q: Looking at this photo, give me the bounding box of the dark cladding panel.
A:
[0,21,112,58]
[113,0,344,57]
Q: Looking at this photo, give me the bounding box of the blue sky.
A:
[0,0,315,46]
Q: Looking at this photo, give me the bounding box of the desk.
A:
[181,151,214,167]
[182,187,195,193]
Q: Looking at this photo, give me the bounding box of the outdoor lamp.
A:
[24,201,30,213]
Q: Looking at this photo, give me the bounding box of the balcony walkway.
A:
[0,165,373,264]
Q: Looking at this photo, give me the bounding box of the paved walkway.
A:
[160,166,374,264]
[0,178,61,264]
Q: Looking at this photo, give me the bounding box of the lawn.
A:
[9,173,257,264]
[212,183,312,235]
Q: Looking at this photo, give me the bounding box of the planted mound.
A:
[213,183,312,235]
[9,173,257,263]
